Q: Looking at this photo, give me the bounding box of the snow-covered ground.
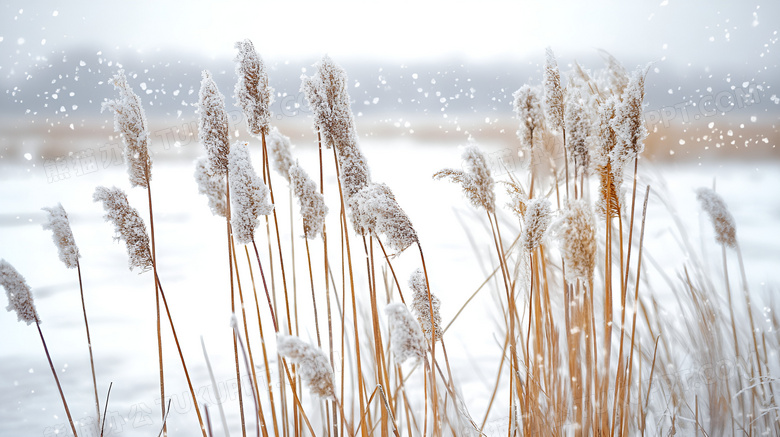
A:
[1,138,779,436]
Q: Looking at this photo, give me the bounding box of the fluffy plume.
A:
[228,141,273,244]
[409,269,442,343]
[558,200,597,284]
[1,260,40,325]
[695,188,737,248]
[234,39,274,137]
[433,141,495,213]
[543,47,565,130]
[611,67,648,173]
[593,97,623,218]
[565,88,591,175]
[194,157,227,217]
[350,183,418,252]
[276,334,335,399]
[93,186,153,272]
[598,50,629,96]
[301,56,370,200]
[41,203,80,269]
[102,70,152,188]
[385,303,427,363]
[289,162,328,240]
[300,55,356,150]
[512,84,544,150]
[267,127,295,183]
[521,198,552,252]
[198,70,230,176]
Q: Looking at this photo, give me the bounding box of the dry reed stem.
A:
[36,322,79,437]
[243,247,280,436]
[74,259,101,425]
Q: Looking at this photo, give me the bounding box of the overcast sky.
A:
[0,0,776,66]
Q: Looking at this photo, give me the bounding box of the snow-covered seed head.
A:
[593,97,623,219]
[92,186,153,273]
[228,141,274,244]
[695,187,737,248]
[558,200,597,284]
[565,88,591,175]
[1,260,40,325]
[102,70,152,188]
[512,84,544,150]
[611,66,648,172]
[276,334,336,399]
[194,157,227,218]
[41,203,80,269]
[198,70,231,177]
[267,127,295,183]
[289,162,328,240]
[521,198,552,252]
[599,49,629,96]
[234,39,274,137]
[409,269,442,343]
[385,303,427,363]
[433,140,496,213]
[337,143,371,202]
[300,55,356,151]
[349,183,418,252]
[543,47,565,130]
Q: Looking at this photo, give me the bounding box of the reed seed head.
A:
[198,70,231,177]
[300,55,356,151]
[194,157,227,218]
[289,162,328,240]
[385,303,427,363]
[350,183,418,252]
[1,260,40,325]
[543,47,565,130]
[409,268,442,343]
[434,140,496,213]
[41,203,80,269]
[234,39,273,137]
[276,334,336,399]
[611,66,648,173]
[228,141,273,244]
[565,88,591,175]
[102,70,152,188]
[695,187,737,248]
[521,198,553,252]
[92,186,153,272]
[513,84,544,150]
[267,126,295,183]
[558,200,597,284]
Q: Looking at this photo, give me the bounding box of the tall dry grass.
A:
[2,43,778,437]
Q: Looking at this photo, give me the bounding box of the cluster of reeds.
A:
[2,44,777,436]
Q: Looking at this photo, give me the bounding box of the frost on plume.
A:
[695,187,737,248]
[198,70,230,176]
[234,39,273,137]
[42,203,80,269]
[593,97,624,218]
[409,269,442,343]
[434,141,496,213]
[194,157,227,218]
[300,55,356,151]
[385,303,427,363]
[543,47,565,130]
[558,200,597,284]
[276,334,335,399]
[289,162,328,240]
[228,141,273,244]
[521,199,552,252]
[512,84,544,150]
[350,183,418,252]
[93,186,153,272]
[267,127,295,183]
[565,89,591,175]
[102,70,152,188]
[611,67,648,174]
[1,260,40,325]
